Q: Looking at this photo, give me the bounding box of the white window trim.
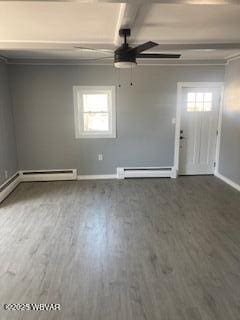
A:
[73,86,116,139]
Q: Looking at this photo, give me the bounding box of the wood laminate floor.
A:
[0,176,239,320]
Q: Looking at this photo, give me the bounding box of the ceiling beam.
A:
[114,3,127,46]
[2,0,239,3]
[0,41,115,50]
[100,0,240,3]
[113,2,143,46]
[151,43,240,51]
[2,41,240,51]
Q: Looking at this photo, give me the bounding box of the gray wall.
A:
[0,62,18,184]
[218,58,240,185]
[10,64,224,175]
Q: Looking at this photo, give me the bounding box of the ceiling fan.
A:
[113,28,181,68]
[75,28,181,68]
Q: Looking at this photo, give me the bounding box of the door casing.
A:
[174,82,224,177]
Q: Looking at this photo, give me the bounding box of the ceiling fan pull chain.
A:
[130,65,133,86]
[118,68,121,88]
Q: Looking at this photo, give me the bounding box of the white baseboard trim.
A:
[2,169,238,204]
[215,171,240,192]
[0,172,21,204]
[0,169,77,204]
[0,169,117,203]
[77,174,117,180]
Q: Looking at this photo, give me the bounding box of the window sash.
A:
[83,93,109,112]
[82,112,110,132]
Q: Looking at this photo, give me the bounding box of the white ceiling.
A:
[0,1,240,64]
[133,4,240,42]
[0,3,120,43]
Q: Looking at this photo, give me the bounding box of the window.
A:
[73,86,116,138]
[187,92,212,112]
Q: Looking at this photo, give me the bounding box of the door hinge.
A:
[216,130,218,136]
[214,162,216,168]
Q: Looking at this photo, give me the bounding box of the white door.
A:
[179,87,220,175]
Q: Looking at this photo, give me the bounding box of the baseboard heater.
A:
[117,167,176,179]
[21,169,77,182]
[0,169,77,204]
[0,172,21,203]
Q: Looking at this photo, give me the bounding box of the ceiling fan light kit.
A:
[114,61,137,68]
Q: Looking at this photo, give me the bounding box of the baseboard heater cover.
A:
[117,167,176,179]
[0,172,21,203]
[21,169,77,182]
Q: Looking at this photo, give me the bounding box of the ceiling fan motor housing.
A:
[114,28,137,67]
[114,45,137,65]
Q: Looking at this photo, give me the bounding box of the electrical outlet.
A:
[98,154,103,161]
[4,170,8,180]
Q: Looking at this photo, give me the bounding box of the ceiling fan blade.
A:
[74,46,113,53]
[128,41,158,54]
[72,46,114,60]
[137,53,181,59]
[80,56,113,61]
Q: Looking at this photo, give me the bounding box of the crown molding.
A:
[6,58,226,66]
[226,53,240,64]
[0,56,8,63]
